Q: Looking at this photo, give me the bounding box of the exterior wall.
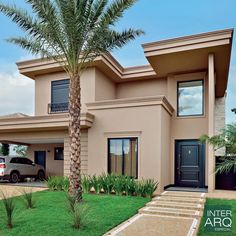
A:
[35,69,96,115]
[214,97,226,156]
[167,72,209,186]
[95,69,116,101]
[160,108,171,189]
[27,143,64,176]
[87,103,171,192]
[64,130,88,176]
[116,78,167,99]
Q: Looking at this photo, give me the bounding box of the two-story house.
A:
[0,29,233,192]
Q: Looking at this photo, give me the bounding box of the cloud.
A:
[0,63,34,116]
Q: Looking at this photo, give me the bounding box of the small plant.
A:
[71,205,89,229]
[144,179,159,198]
[46,176,69,191]
[82,175,91,193]
[90,175,100,194]
[1,192,15,229]
[21,189,35,209]
[67,193,77,213]
[66,193,89,229]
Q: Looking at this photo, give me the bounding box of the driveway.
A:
[0,184,46,199]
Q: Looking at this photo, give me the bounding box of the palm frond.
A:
[216,157,236,174]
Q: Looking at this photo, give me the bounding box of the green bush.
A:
[46,176,69,192]
[81,173,158,198]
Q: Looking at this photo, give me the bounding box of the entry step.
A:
[139,206,201,218]
[147,201,204,211]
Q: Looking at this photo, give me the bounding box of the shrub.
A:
[81,173,158,198]
[46,176,69,191]
[1,192,15,229]
[21,189,35,209]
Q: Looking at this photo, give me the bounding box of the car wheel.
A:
[10,172,20,183]
[37,170,45,181]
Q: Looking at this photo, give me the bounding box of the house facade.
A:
[0,29,233,192]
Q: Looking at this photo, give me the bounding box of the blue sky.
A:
[0,0,235,122]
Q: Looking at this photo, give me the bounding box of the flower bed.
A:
[82,173,158,198]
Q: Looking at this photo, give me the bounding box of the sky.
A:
[0,0,235,123]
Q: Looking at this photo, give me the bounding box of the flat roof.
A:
[16,29,234,96]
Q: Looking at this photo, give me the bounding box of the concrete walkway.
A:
[105,191,206,236]
[0,185,46,199]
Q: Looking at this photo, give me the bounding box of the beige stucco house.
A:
[0,29,233,192]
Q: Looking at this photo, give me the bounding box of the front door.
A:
[175,140,205,188]
[34,151,46,168]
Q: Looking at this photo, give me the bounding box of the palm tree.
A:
[200,124,236,174]
[0,0,144,200]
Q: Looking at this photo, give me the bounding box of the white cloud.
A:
[0,63,34,116]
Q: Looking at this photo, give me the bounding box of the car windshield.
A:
[0,158,5,163]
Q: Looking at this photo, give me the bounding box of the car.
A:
[0,156,45,183]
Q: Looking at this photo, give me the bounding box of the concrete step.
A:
[147,200,204,211]
[153,196,205,204]
[139,206,201,218]
[161,191,206,199]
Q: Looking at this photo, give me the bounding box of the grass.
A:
[198,198,236,236]
[0,191,149,236]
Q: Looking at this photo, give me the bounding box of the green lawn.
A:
[0,191,149,236]
[198,198,236,236]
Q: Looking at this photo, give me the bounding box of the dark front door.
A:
[175,140,205,188]
[35,151,46,168]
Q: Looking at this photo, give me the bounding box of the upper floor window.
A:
[50,79,69,113]
[177,80,204,117]
[108,138,138,178]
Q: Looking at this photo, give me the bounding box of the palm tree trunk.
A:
[68,74,82,201]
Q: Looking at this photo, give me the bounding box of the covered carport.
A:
[0,113,94,177]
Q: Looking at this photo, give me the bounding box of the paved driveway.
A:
[0,184,46,199]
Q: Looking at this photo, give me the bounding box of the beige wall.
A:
[95,69,116,101]
[87,102,172,192]
[27,143,64,176]
[116,78,167,99]
[35,69,97,115]
[167,72,209,186]
[160,108,171,189]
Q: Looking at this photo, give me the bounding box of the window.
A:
[108,138,138,178]
[51,79,69,112]
[10,158,20,164]
[54,147,64,160]
[20,158,33,165]
[177,80,204,117]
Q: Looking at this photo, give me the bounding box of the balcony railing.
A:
[48,103,69,114]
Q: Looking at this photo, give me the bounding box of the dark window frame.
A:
[108,137,138,179]
[177,79,204,117]
[54,147,64,160]
[50,79,69,113]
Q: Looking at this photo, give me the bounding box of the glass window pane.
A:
[124,139,131,176]
[109,140,122,175]
[178,80,203,116]
[109,138,138,178]
[131,139,138,178]
[52,79,69,104]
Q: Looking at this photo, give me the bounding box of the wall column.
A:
[64,137,70,176]
[208,53,215,192]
